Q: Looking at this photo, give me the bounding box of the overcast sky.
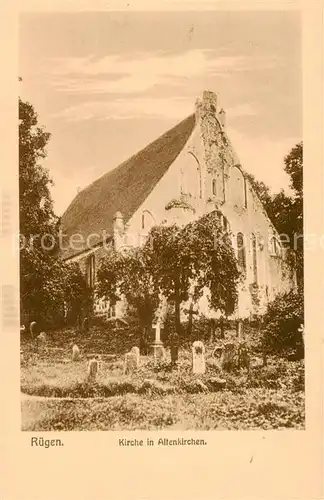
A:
[19,11,301,216]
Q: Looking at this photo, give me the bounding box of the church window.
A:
[212,179,217,196]
[251,233,258,283]
[223,216,229,232]
[181,153,201,198]
[269,236,282,257]
[107,303,116,318]
[141,210,155,233]
[237,232,246,272]
[229,165,247,208]
[215,210,229,232]
[86,253,96,288]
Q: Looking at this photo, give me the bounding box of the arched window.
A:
[223,216,229,233]
[251,233,258,283]
[237,232,246,272]
[86,253,96,288]
[141,210,155,233]
[181,153,201,198]
[212,179,217,196]
[216,210,229,232]
[229,165,247,208]
[269,236,282,257]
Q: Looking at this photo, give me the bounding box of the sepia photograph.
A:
[19,10,304,432]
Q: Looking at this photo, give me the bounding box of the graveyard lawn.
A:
[21,327,305,431]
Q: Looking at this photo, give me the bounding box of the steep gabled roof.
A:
[61,114,196,259]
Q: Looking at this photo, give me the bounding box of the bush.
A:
[262,291,304,357]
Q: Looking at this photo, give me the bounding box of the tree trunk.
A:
[236,319,243,339]
[187,302,194,340]
[219,316,225,339]
[263,351,267,367]
[173,283,181,362]
[209,318,216,343]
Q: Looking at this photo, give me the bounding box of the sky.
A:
[19,11,302,216]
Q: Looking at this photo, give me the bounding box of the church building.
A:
[60,91,297,321]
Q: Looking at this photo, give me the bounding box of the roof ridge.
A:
[61,113,196,259]
[64,113,195,213]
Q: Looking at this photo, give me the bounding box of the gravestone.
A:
[87,358,98,382]
[237,340,250,370]
[124,346,140,374]
[150,322,165,359]
[82,317,89,333]
[30,321,37,339]
[221,342,236,371]
[72,344,81,361]
[207,377,227,390]
[36,332,47,348]
[192,340,206,374]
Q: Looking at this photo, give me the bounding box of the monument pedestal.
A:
[149,340,165,359]
[150,322,166,359]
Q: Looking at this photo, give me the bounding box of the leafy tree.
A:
[96,247,160,333]
[245,173,273,215]
[19,98,57,238]
[19,96,91,328]
[282,142,303,289]
[97,213,240,358]
[246,142,303,289]
[147,212,240,343]
[262,290,304,358]
[63,262,93,326]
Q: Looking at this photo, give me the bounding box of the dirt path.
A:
[21,392,107,401]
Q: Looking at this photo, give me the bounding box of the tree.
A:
[146,212,240,343]
[96,247,160,334]
[262,290,304,358]
[282,142,303,289]
[63,262,93,326]
[96,213,240,358]
[246,142,303,290]
[19,98,57,238]
[245,172,273,215]
[19,96,91,328]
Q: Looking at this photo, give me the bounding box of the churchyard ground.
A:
[21,324,304,431]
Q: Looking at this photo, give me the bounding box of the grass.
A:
[21,326,305,431]
[21,390,305,431]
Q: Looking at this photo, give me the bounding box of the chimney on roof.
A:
[218,108,226,128]
[203,90,218,113]
[195,90,219,116]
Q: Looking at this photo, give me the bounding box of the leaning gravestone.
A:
[36,332,47,350]
[124,346,140,375]
[221,342,236,371]
[82,317,89,333]
[237,340,250,371]
[192,340,206,374]
[30,321,37,340]
[87,358,98,382]
[72,344,81,361]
